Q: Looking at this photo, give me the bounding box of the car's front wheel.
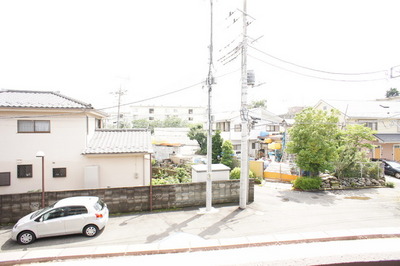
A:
[83,224,99,237]
[18,231,36,245]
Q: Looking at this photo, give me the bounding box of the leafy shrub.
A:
[385,182,395,188]
[152,176,180,185]
[292,176,322,191]
[152,164,192,185]
[230,167,255,180]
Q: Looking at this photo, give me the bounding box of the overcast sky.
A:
[1,0,399,115]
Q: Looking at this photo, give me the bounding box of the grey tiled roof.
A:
[0,89,93,109]
[319,99,400,119]
[83,129,153,155]
[374,133,400,143]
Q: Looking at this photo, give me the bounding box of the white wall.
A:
[0,110,150,195]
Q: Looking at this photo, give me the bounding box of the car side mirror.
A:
[35,216,44,222]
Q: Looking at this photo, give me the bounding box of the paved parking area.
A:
[1,176,399,264]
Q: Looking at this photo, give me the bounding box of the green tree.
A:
[162,116,188,128]
[187,124,207,155]
[386,88,399,98]
[286,108,340,176]
[250,99,267,108]
[131,119,150,129]
[334,124,376,178]
[212,131,223,163]
[221,140,235,169]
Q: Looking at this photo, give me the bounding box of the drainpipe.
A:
[149,153,153,212]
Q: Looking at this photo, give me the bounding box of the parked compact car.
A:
[381,160,400,178]
[11,196,109,245]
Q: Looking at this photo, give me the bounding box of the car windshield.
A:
[387,161,400,168]
[30,202,56,219]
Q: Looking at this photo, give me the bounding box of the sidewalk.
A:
[1,226,400,265]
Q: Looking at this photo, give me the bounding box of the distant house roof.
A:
[0,89,93,109]
[214,108,283,124]
[82,129,153,155]
[374,133,400,143]
[317,99,400,119]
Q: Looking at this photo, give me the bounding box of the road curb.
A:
[2,233,400,266]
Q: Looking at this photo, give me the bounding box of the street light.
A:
[36,151,45,208]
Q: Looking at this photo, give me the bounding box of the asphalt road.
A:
[1,176,400,254]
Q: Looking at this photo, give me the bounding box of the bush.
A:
[230,167,255,179]
[292,176,322,191]
[386,182,395,188]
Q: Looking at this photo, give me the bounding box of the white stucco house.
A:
[214,108,283,159]
[0,90,152,195]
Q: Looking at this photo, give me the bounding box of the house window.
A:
[95,119,102,129]
[17,165,33,178]
[362,121,378,131]
[0,172,11,186]
[188,117,193,121]
[53,168,67,178]
[149,108,154,114]
[234,124,242,132]
[188,109,193,114]
[217,122,231,132]
[266,125,280,132]
[149,117,154,120]
[18,120,50,133]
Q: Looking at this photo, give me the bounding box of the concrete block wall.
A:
[0,180,254,224]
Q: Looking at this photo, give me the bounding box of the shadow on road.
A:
[198,208,243,238]
[146,213,203,243]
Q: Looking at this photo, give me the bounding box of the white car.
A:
[11,196,109,245]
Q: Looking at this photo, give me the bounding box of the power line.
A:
[248,44,388,76]
[98,69,240,111]
[248,54,389,82]
[0,70,241,120]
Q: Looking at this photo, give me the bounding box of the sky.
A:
[1,0,400,115]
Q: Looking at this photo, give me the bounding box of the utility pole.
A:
[111,85,127,128]
[205,0,215,213]
[239,0,249,209]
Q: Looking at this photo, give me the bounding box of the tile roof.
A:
[0,89,93,109]
[82,129,153,155]
[319,99,400,119]
[374,133,400,143]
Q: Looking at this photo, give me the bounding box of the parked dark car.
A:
[378,159,400,178]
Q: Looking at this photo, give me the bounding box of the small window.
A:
[149,117,154,121]
[266,125,280,132]
[188,109,193,114]
[43,208,66,221]
[149,108,154,114]
[66,206,88,216]
[17,165,33,178]
[0,172,11,186]
[188,117,193,121]
[234,124,242,132]
[53,168,67,178]
[96,119,102,129]
[94,198,106,211]
[18,120,50,133]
